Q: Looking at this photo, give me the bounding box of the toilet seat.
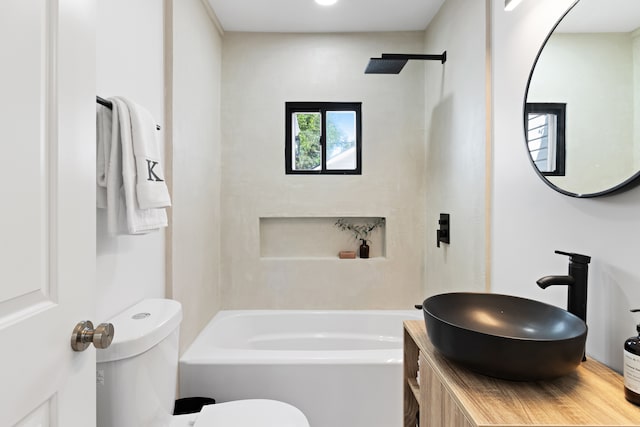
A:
[171,413,198,427]
[170,400,310,427]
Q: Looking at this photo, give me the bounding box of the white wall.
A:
[492,0,640,371]
[423,0,488,297]
[169,0,223,353]
[220,32,426,309]
[96,0,166,322]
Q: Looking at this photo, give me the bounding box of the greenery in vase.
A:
[334,217,385,242]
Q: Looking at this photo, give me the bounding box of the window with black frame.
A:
[526,102,566,176]
[285,102,362,175]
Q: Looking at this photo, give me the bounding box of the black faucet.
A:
[536,250,591,323]
[537,250,591,360]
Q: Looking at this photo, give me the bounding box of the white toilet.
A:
[96,299,310,427]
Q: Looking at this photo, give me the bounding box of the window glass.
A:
[326,111,357,171]
[527,112,555,173]
[292,112,322,171]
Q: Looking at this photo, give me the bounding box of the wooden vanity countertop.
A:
[404,320,640,426]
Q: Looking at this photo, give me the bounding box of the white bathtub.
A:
[179,310,422,427]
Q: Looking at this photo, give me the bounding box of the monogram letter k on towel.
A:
[110,97,171,234]
[126,99,171,209]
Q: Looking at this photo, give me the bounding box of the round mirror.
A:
[524,0,640,197]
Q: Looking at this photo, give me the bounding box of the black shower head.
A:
[364,52,447,74]
[364,58,409,74]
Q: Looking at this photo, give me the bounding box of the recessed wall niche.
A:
[259,217,386,259]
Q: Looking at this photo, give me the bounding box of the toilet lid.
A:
[193,400,310,427]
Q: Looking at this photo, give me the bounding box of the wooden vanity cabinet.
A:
[404,322,470,427]
[403,326,420,427]
[419,353,472,427]
[403,320,640,427]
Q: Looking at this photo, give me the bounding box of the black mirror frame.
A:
[522,0,640,198]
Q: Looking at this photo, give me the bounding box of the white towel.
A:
[111,97,168,234]
[96,105,110,209]
[119,97,171,209]
[96,104,125,234]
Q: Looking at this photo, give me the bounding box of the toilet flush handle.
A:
[70,320,114,352]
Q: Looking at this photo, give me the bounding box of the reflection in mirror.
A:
[525,0,640,197]
[526,103,566,176]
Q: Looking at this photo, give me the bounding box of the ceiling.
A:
[557,0,640,33]
[207,0,446,33]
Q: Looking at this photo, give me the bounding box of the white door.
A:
[0,0,97,425]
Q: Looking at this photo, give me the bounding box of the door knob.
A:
[71,320,114,352]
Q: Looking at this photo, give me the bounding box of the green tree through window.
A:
[295,113,321,170]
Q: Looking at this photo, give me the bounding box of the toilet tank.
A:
[96,299,182,427]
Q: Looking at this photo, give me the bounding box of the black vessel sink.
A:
[422,292,587,381]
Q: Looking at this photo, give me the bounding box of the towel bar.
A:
[96,96,161,130]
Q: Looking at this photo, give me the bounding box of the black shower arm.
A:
[381,52,447,64]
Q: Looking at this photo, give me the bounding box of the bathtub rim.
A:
[180,309,422,365]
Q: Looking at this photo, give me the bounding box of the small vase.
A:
[359,239,370,259]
